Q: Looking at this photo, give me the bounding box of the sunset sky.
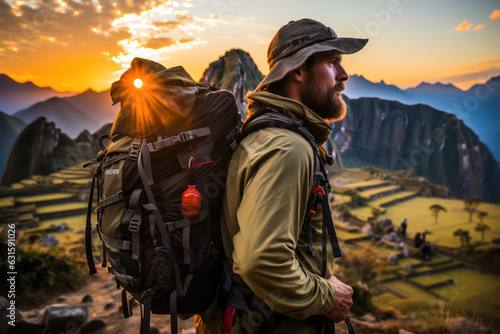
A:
[1,0,499,93]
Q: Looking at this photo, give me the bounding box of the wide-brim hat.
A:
[256,18,368,91]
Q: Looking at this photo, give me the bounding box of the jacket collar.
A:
[246,91,332,146]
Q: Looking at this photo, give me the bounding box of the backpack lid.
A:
[110,57,200,138]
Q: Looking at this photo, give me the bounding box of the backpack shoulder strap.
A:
[237,108,342,258]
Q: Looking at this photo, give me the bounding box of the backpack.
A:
[84,57,241,334]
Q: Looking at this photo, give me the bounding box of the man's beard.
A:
[300,79,347,122]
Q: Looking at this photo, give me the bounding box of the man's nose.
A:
[337,64,348,82]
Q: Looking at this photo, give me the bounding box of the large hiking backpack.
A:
[84,57,240,334]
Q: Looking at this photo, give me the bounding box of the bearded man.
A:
[196,18,368,334]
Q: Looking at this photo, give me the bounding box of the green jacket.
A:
[196,91,337,333]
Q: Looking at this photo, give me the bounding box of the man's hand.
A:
[324,276,354,323]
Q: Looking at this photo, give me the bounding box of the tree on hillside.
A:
[453,229,466,247]
[463,197,481,222]
[429,204,447,224]
[368,207,383,234]
[336,204,352,220]
[477,211,488,224]
[475,222,491,242]
[463,230,473,252]
[343,189,367,207]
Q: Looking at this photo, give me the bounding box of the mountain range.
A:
[1,50,499,200]
[0,74,75,113]
[344,75,500,162]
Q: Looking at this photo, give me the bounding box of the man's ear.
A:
[289,67,303,83]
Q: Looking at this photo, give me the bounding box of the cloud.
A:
[0,1,221,72]
[453,20,473,31]
[490,9,500,21]
[440,58,500,86]
[473,24,486,31]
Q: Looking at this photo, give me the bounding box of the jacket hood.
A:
[110,57,199,138]
[246,90,332,145]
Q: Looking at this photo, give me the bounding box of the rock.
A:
[399,330,416,334]
[42,304,88,334]
[104,300,116,310]
[388,255,399,265]
[380,218,392,227]
[445,316,490,334]
[150,327,161,334]
[57,296,66,303]
[27,310,40,318]
[403,265,414,273]
[382,232,401,243]
[0,296,23,332]
[59,222,73,232]
[104,281,115,289]
[402,247,410,258]
[77,228,85,234]
[361,224,373,235]
[182,329,196,334]
[80,318,107,333]
[24,219,39,229]
[361,313,376,323]
[82,294,94,303]
[37,234,60,247]
[394,241,405,251]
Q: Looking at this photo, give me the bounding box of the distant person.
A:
[414,232,423,248]
[421,242,432,260]
[400,218,408,237]
[386,224,394,234]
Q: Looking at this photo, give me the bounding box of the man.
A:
[401,218,408,237]
[196,19,368,333]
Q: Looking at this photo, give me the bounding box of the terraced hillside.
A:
[329,167,500,330]
[0,164,93,248]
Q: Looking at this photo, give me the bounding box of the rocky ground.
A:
[2,265,492,334]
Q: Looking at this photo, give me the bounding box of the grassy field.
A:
[21,213,95,248]
[429,267,500,300]
[16,193,74,204]
[35,202,88,215]
[338,179,391,190]
[358,185,401,199]
[351,197,500,248]
[331,194,352,205]
[368,190,418,208]
[0,196,14,207]
[384,280,439,300]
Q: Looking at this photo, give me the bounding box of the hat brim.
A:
[256,37,368,91]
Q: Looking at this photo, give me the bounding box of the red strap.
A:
[223,306,236,334]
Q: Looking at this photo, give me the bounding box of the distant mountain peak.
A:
[200,48,264,119]
[82,88,98,95]
[486,75,500,84]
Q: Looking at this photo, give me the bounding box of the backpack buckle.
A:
[129,140,141,161]
[129,215,142,232]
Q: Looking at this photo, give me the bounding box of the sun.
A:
[133,78,143,88]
